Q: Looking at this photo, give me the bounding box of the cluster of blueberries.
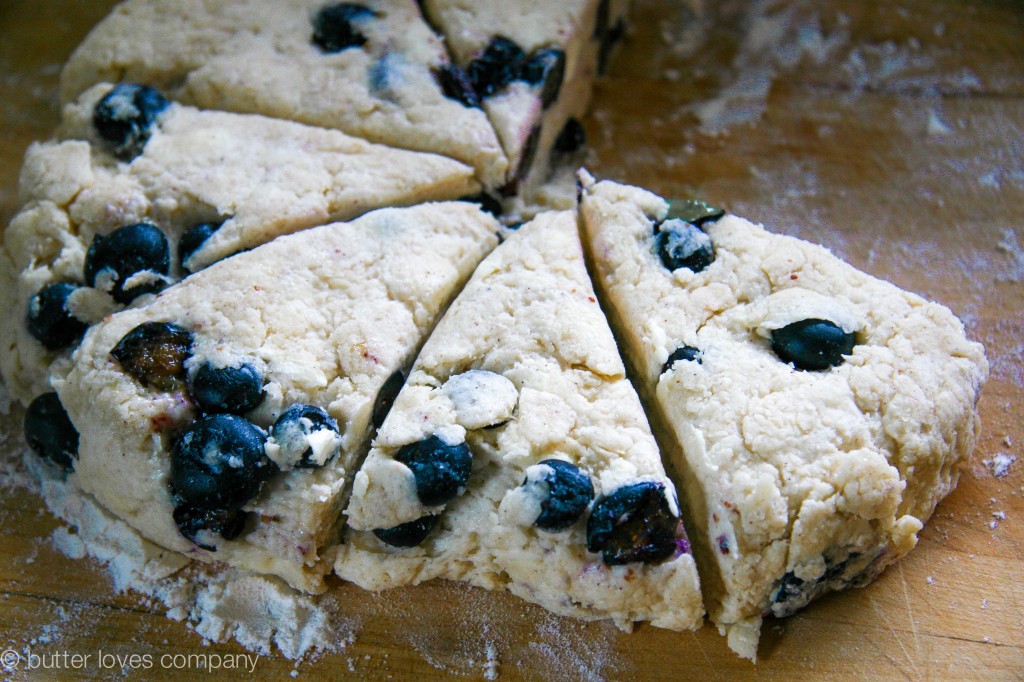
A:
[653,200,857,374]
[373,411,687,567]
[433,34,568,191]
[23,77,194,477]
[28,83,225,358]
[107,320,345,550]
[309,2,592,198]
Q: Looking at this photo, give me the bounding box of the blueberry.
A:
[373,515,439,548]
[553,118,586,155]
[593,0,611,39]
[655,218,715,273]
[172,504,249,550]
[84,222,170,303]
[270,404,342,469]
[586,481,681,565]
[26,282,89,350]
[178,222,222,274]
[666,199,725,227]
[771,553,860,617]
[434,64,481,108]
[23,392,78,471]
[661,345,702,374]
[368,54,396,95]
[598,18,626,74]
[93,83,169,160]
[512,124,542,186]
[371,369,404,430]
[110,321,193,391]
[771,319,856,370]
[460,192,503,218]
[170,414,274,512]
[186,361,265,414]
[312,3,374,53]
[395,435,472,507]
[467,36,527,99]
[523,48,566,109]
[524,459,594,532]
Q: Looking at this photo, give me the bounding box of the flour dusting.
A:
[984,453,1016,479]
[1,434,353,663]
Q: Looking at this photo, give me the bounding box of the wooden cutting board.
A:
[1,1,1021,679]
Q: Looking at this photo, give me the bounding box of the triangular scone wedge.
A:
[49,203,500,593]
[421,0,628,204]
[59,0,508,188]
[0,82,479,405]
[578,173,988,659]
[338,210,703,632]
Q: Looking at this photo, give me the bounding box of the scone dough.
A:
[0,83,479,405]
[338,210,703,632]
[578,173,988,659]
[51,203,499,592]
[422,0,628,204]
[59,0,508,188]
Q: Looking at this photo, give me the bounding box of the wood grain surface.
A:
[1,1,1022,680]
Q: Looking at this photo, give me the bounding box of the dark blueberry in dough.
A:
[598,18,626,74]
[460,192,503,218]
[178,222,222,274]
[523,48,566,109]
[23,392,78,472]
[593,0,611,39]
[26,282,89,350]
[586,481,681,565]
[771,319,856,371]
[434,64,481,108]
[186,361,265,415]
[84,222,170,303]
[373,514,439,548]
[527,459,594,532]
[467,36,527,99]
[553,118,586,155]
[312,3,374,53]
[170,414,274,511]
[395,435,472,507]
[372,369,405,430]
[172,504,249,550]
[661,345,702,374]
[93,83,170,160]
[110,321,193,391]
[655,218,715,273]
[513,124,542,185]
[271,403,342,469]
[666,198,725,227]
[771,553,861,617]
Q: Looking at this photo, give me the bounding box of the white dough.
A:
[51,203,499,593]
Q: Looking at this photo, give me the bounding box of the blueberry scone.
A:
[46,203,500,592]
[420,0,628,203]
[337,210,703,631]
[59,0,508,188]
[578,173,988,659]
[0,82,478,405]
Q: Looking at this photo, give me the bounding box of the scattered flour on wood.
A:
[525,615,626,682]
[984,453,1017,479]
[0,428,354,663]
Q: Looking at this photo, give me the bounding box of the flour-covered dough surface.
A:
[59,0,508,188]
[338,211,703,632]
[578,174,988,659]
[422,0,627,205]
[0,83,478,405]
[51,203,499,592]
